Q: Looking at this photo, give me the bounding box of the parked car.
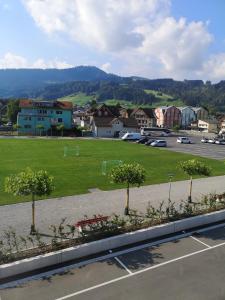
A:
[208,138,216,144]
[6,121,12,126]
[215,139,225,145]
[201,137,209,143]
[136,137,150,144]
[177,137,191,144]
[151,140,167,147]
[145,139,156,146]
[121,132,142,141]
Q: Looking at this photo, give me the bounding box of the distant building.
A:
[17,100,73,135]
[155,106,181,128]
[130,107,157,128]
[91,116,139,138]
[198,118,218,133]
[177,107,196,128]
[192,107,208,120]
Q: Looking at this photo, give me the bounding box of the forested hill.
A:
[0,66,120,98]
[0,65,225,111]
[35,78,225,112]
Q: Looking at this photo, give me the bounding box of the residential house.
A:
[154,106,181,128]
[91,116,139,138]
[218,117,225,134]
[130,107,157,128]
[198,118,218,133]
[192,107,208,120]
[17,100,73,135]
[119,108,133,118]
[178,107,196,128]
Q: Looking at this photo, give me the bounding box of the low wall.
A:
[1,209,225,280]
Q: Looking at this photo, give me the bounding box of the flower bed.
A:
[1,192,225,265]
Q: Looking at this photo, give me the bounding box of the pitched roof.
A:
[117,117,138,127]
[19,100,73,110]
[131,107,156,118]
[92,117,114,127]
[93,117,138,128]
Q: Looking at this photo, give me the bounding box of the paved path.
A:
[0,175,225,239]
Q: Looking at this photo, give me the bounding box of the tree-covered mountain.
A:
[0,65,225,111]
[0,66,121,98]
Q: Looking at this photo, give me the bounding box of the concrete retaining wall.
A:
[1,209,225,280]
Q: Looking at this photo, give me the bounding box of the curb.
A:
[1,209,225,280]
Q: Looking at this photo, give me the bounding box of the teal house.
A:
[17,100,73,135]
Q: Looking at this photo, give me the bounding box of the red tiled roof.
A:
[19,100,72,110]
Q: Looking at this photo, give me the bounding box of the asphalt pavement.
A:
[1,223,225,299]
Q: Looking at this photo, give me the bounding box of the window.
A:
[56,111,62,114]
[24,125,31,129]
[38,117,44,121]
[38,109,47,114]
[24,117,31,121]
[58,118,63,123]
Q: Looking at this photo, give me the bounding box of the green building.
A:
[17,100,73,135]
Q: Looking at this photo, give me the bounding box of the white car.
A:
[121,132,142,141]
[208,138,216,144]
[177,137,191,144]
[151,140,167,147]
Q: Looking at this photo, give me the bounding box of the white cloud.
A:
[22,0,170,51]
[200,53,225,82]
[100,62,111,73]
[21,0,223,80]
[0,52,72,69]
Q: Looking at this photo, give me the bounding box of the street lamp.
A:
[168,173,174,201]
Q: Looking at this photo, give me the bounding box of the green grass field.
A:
[0,139,224,206]
[59,93,93,105]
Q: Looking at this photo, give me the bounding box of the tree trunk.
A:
[124,183,129,215]
[30,194,36,234]
[188,176,193,203]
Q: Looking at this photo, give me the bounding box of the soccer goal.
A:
[101,160,123,176]
[63,146,80,157]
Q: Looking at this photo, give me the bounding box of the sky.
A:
[0,0,225,82]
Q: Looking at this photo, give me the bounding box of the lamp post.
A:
[168,173,174,201]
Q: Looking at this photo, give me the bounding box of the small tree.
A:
[36,124,44,136]
[57,124,65,137]
[5,168,54,234]
[179,159,211,203]
[109,163,146,215]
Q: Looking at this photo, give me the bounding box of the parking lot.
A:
[149,135,225,160]
[1,223,225,300]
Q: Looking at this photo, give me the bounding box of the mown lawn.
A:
[0,138,224,205]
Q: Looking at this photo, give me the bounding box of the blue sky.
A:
[0,0,224,82]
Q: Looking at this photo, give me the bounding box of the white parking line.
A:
[55,240,225,300]
[109,249,132,274]
[1,222,225,290]
[114,257,132,274]
[190,236,211,248]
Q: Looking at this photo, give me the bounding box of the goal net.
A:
[101,160,123,176]
[63,146,80,157]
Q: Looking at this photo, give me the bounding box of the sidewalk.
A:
[1,175,225,239]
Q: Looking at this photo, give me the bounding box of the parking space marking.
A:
[190,235,211,248]
[55,240,225,300]
[109,249,132,274]
[114,257,132,274]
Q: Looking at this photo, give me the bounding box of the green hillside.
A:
[59,93,93,106]
[59,92,184,109]
[145,89,184,106]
